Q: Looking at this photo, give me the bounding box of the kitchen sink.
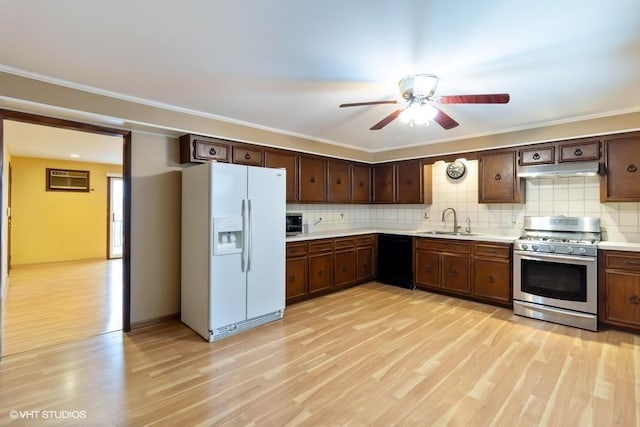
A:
[417,230,482,237]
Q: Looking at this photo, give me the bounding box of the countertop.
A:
[287,228,640,252]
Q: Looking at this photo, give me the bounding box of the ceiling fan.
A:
[339,73,510,130]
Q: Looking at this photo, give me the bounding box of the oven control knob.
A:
[532,245,539,251]
[578,247,586,255]
[548,245,555,253]
[521,244,528,250]
[567,247,574,253]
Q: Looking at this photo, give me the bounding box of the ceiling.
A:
[4,120,123,165]
[0,1,639,153]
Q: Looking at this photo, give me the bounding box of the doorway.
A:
[0,111,131,358]
[108,176,124,259]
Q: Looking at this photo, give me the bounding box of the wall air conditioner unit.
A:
[46,168,90,192]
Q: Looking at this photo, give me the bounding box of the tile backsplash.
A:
[287,159,640,242]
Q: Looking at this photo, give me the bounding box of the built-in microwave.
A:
[286,213,303,236]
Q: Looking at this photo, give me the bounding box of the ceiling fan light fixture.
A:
[400,101,438,126]
[399,73,438,100]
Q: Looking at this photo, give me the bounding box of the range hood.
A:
[517,161,601,178]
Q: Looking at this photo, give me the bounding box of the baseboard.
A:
[130,313,179,330]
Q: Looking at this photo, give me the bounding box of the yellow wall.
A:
[10,156,122,265]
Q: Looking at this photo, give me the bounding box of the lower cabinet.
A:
[471,243,512,306]
[308,239,334,295]
[414,238,471,296]
[286,234,377,305]
[414,238,513,306]
[599,250,640,331]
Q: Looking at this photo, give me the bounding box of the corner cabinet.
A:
[600,134,640,202]
[478,150,524,203]
[599,250,640,331]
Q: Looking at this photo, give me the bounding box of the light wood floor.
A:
[2,259,122,356]
[0,282,638,426]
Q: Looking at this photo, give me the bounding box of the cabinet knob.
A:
[425,266,432,272]
[488,275,495,284]
[532,153,540,160]
[337,178,342,185]
[451,270,458,277]
[574,148,583,156]
[494,174,502,181]
[628,164,638,173]
[342,265,349,272]
[318,270,323,277]
[625,260,640,266]
[630,295,640,305]
[244,152,251,160]
[487,249,497,253]
[359,181,364,187]
[289,275,295,282]
[209,147,217,156]
[310,177,316,183]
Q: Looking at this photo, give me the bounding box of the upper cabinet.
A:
[299,156,327,202]
[327,160,351,203]
[350,163,371,203]
[559,140,600,162]
[373,161,432,204]
[179,134,231,163]
[519,146,554,166]
[264,149,299,202]
[479,150,524,204]
[601,134,640,202]
[518,137,601,166]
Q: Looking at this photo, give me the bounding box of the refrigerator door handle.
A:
[241,199,247,272]
[247,199,253,271]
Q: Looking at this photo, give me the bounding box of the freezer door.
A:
[246,166,286,318]
[210,162,248,330]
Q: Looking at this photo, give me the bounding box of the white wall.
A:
[130,132,182,324]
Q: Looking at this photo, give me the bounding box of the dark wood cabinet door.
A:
[351,164,371,203]
[559,141,600,162]
[373,163,395,203]
[519,147,554,165]
[264,150,298,202]
[414,250,440,290]
[442,254,470,295]
[479,151,523,203]
[395,159,423,203]
[473,258,511,304]
[601,136,640,202]
[334,250,356,287]
[286,257,307,303]
[299,156,326,202]
[327,160,351,203]
[356,246,375,281]
[232,146,263,166]
[308,253,333,294]
[602,271,640,329]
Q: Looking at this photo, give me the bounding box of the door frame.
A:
[0,109,132,340]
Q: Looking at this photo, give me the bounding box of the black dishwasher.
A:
[377,234,414,289]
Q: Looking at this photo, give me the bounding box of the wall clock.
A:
[446,160,466,180]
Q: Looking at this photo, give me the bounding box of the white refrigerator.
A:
[181,161,286,341]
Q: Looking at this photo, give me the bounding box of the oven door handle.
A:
[514,251,596,264]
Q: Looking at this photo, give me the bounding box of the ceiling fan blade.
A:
[433,107,459,130]
[340,100,398,108]
[439,93,510,104]
[370,109,403,130]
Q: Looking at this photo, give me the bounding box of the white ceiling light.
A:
[400,101,438,127]
[399,73,439,99]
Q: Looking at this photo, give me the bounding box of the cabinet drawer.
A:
[233,146,263,166]
[605,253,640,272]
[415,238,469,254]
[519,147,554,165]
[194,140,231,162]
[356,235,375,247]
[334,237,355,250]
[286,243,308,258]
[473,243,511,259]
[309,239,334,253]
[559,141,600,162]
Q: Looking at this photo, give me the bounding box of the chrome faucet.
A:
[441,207,459,232]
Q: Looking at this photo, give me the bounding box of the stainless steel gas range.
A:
[513,216,600,331]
